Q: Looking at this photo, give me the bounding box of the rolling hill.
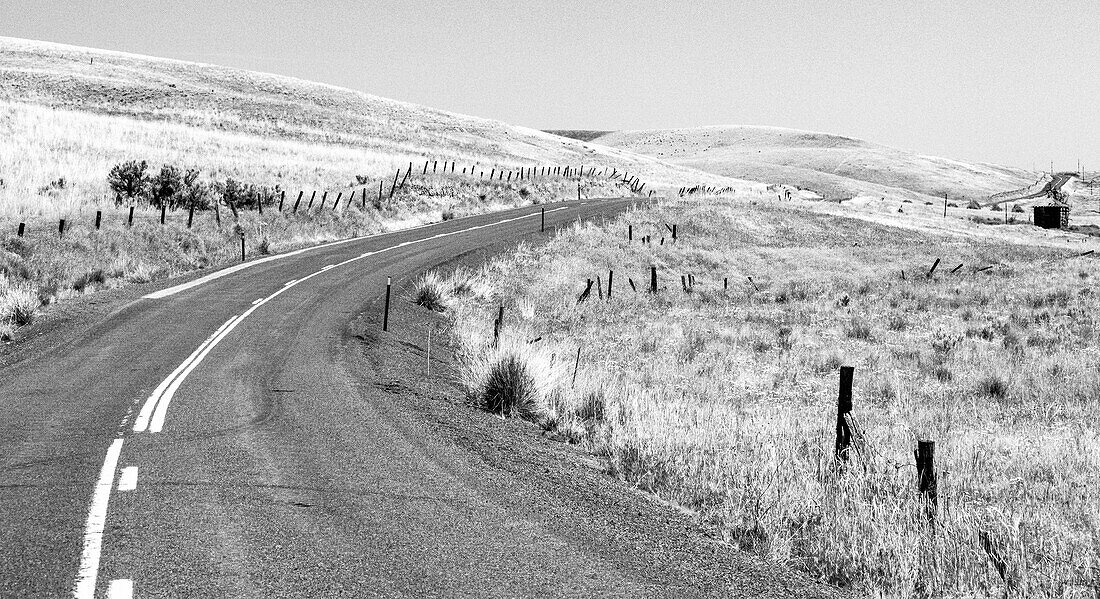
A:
[0,37,747,217]
[549,126,1038,204]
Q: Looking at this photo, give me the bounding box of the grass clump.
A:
[409,272,448,312]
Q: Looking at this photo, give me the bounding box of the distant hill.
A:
[554,126,1037,203]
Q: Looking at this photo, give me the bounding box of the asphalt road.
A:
[0,198,840,598]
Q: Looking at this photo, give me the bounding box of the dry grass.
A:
[442,192,1100,597]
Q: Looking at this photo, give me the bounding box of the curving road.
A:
[0,198,838,598]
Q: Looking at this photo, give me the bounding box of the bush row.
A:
[108,160,279,211]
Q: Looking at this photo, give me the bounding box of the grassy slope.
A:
[433,193,1100,598]
[556,126,1037,203]
[0,36,747,216]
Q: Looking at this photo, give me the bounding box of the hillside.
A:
[0,37,747,217]
[550,126,1037,204]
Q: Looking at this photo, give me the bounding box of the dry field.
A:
[427,193,1100,597]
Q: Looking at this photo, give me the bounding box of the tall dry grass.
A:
[439,193,1100,597]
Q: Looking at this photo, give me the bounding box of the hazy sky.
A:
[3,0,1097,171]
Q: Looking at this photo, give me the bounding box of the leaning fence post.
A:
[58,219,66,238]
[293,191,303,213]
[389,169,400,200]
[571,345,582,387]
[318,191,327,211]
[187,202,195,228]
[927,258,940,278]
[279,190,286,212]
[383,277,392,332]
[835,366,854,463]
[607,270,613,299]
[915,440,937,521]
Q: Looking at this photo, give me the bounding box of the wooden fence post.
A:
[95,211,102,230]
[389,169,400,199]
[493,305,504,347]
[318,191,327,211]
[160,204,166,225]
[607,270,613,299]
[650,266,657,293]
[383,277,392,332]
[58,219,65,238]
[240,235,245,262]
[17,223,24,237]
[927,258,940,278]
[835,366,855,463]
[308,191,316,209]
[279,190,286,212]
[540,207,545,232]
[292,191,303,213]
[915,440,937,521]
[187,203,195,228]
[628,224,632,241]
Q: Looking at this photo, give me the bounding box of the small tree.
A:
[218,178,245,219]
[149,164,182,209]
[180,169,211,210]
[108,160,149,206]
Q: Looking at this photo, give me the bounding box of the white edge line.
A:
[72,438,124,599]
[144,203,577,300]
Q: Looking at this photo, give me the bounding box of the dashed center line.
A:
[107,579,133,599]
[72,438,124,599]
[117,467,138,492]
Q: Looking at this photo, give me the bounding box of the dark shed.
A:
[1034,204,1069,229]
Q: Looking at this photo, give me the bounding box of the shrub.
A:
[180,169,211,210]
[481,355,537,417]
[441,207,455,221]
[149,164,182,209]
[219,178,246,213]
[977,374,1009,400]
[108,160,149,206]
